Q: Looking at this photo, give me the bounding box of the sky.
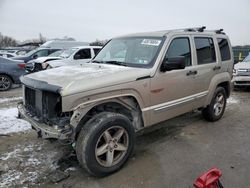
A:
[0,0,250,45]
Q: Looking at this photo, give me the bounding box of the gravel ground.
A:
[0,87,249,188]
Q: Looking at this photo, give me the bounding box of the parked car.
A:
[0,52,17,58]
[40,40,89,49]
[18,27,233,176]
[233,53,250,87]
[11,48,61,63]
[26,46,102,72]
[25,50,63,72]
[0,57,26,91]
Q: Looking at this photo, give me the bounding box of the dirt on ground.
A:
[0,87,250,188]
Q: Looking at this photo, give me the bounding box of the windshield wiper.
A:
[104,61,127,66]
[91,60,103,64]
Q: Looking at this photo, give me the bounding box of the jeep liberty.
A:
[18,26,234,176]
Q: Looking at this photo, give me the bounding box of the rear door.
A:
[191,36,221,108]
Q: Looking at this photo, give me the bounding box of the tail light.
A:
[18,63,26,69]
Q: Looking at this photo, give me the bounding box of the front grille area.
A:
[235,81,250,85]
[237,69,250,76]
[24,86,70,125]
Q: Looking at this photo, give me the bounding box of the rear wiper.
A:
[104,61,127,66]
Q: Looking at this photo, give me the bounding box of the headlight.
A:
[41,62,48,69]
[233,69,237,76]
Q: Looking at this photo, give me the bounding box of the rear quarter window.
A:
[217,38,231,61]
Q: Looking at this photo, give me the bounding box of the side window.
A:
[217,38,231,61]
[94,48,101,55]
[34,50,49,58]
[49,49,59,55]
[165,37,192,66]
[74,49,91,59]
[194,37,216,65]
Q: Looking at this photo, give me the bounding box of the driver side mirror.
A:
[160,56,186,72]
[33,54,38,59]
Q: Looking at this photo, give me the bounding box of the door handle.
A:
[186,70,197,76]
[213,66,221,71]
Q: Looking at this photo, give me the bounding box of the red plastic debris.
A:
[194,168,223,188]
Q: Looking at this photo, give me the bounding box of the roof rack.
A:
[162,26,226,35]
[184,26,206,32]
[183,26,226,34]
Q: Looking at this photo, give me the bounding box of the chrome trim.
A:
[142,91,209,112]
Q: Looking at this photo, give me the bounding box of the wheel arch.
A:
[205,72,231,105]
[72,96,144,140]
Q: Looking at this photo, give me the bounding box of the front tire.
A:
[76,112,135,177]
[202,87,227,122]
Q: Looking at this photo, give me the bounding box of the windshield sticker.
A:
[141,39,161,46]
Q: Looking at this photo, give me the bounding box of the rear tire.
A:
[0,74,13,91]
[202,87,226,122]
[76,112,135,177]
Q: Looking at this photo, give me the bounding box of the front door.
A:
[148,36,198,125]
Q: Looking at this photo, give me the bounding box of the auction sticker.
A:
[141,39,161,46]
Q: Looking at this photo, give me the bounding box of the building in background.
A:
[233,45,250,63]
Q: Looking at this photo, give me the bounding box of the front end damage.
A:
[18,85,74,142]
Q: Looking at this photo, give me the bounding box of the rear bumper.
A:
[17,103,63,139]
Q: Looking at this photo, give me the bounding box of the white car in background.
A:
[26,46,102,73]
[233,53,250,87]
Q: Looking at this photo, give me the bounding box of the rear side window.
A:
[194,37,216,64]
[217,38,231,61]
[74,49,91,59]
[165,37,192,66]
[94,48,101,55]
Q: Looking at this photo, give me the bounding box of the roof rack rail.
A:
[184,26,206,32]
[215,29,225,34]
[205,29,225,35]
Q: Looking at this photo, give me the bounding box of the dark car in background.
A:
[0,57,26,91]
[11,48,61,63]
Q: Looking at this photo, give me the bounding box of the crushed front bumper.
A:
[17,103,69,139]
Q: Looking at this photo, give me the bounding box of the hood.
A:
[234,62,250,69]
[21,63,151,96]
[32,57,62,64]
[47,59,68,67]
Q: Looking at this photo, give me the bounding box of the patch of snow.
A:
[227,97,239,104]
[0,97,22,104]
[0,170,23,188]
[0,143,59,187]
[0,108,30,134]
[65,167,77,172]
[0,149,21,161]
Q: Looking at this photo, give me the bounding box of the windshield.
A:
[48,50,63,57]
[59,48,78,58]
[93,37,164,67]
[243,54,250,62]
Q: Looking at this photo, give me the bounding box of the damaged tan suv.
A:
[18,27,233,177]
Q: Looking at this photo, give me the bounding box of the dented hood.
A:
[21,63,151,96]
